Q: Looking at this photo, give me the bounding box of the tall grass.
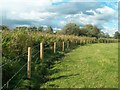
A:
[1,30,118,89]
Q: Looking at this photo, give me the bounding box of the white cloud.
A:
[16,24,30,27]
[96,6,116,14]
[70,0,97,2]
[53,27,61,31]
[59,6,117,35]
[1,0,52,15]
[70,0,118,2]
[1,1,118,35]
[101,26,118,36]
[52,0,63,2]
[7,11,57,21]
[62,6,117,26]
[86,10,97,15]
[59,20,67,26]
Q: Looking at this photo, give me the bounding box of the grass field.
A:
[41,43,118,88]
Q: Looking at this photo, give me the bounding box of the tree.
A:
[38,26,44,32]
[32,26,37,31]
[15,26,28,31]
[45,26,53,34]
[83,24,100,38]
[104,33,110,38]
[114,31,120,39]
[0,25,9,31]
[98,31,106,38]
[56,30,64,35]
[28,26,37,31]
[92,26,100,37]
[79,28,89,36]
[62,23,80,36]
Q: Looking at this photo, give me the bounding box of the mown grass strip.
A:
[41,43,118,88]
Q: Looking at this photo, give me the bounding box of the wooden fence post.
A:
[40,43,43,63]
[54,42,56,54]
[67,41,69,49]
[76,41,77,45]
[80,40,84,44]
[62,41,65,52]
[27,47,31,79]
[94,39,96,43]
[84,40,86,44]
[79,40,81,45]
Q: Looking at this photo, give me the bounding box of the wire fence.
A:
[1,39,118,89]
[1,44,40,89]
[1,62,27,89]
[0,53,27,68]
[13,74,26,89]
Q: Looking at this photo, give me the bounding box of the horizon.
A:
[0,0,118,36]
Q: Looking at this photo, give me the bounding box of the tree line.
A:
[0,23,119,39]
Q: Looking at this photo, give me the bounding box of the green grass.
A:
[41,43,118,88]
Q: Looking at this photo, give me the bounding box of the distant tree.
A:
[104,33,110,38]
[114,31,120,39]
[92,26,100,37]
[98,31,106,38]
[28,27,32,31]
[0,25,1,29]
[83,24,100,38]
[0,25,9,31]
[32,26,37,31]
[56,30,64,35]
[45,26,53,34]
[38,26,44,32]
[79,28,89,36]
[63,23,80,36]
[15,26,28,31]
[28,26,37,31]
[15,27,20,30]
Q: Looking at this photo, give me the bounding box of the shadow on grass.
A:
[38,45,82,81]
[26,44,84,89]
[48,73,80,81]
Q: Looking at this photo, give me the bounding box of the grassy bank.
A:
[41,43,118,88]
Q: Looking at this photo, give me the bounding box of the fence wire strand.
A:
[32,51,40,58]
[1,62,27,89]
[13,74,26,89]
[0,53,27,68]
[31,44,40,50]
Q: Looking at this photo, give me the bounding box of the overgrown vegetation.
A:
[1,23,120,39]
[1,23,118,89]
[2,30,97,89]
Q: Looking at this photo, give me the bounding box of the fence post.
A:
[67,41,69,49]
[62,41,65,52]
[27,47,31,79]
[84,40,86,44]
[76,41,77,45]
[54,42,56,54]
[40,43,43,63]
[79,40,81,45]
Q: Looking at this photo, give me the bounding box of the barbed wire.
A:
[1,44,40,68]
[1,43,58,89]
[35,57,39,63]
[13,74,26,89]
[0,53,27,68]
[32,51,40,59]
[31,44,40,50]
[1,62,27,90]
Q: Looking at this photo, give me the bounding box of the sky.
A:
[0,0,118,36]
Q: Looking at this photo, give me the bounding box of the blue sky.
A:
[1,0,118,36]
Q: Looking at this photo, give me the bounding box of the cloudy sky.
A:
[0,0,118,36]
